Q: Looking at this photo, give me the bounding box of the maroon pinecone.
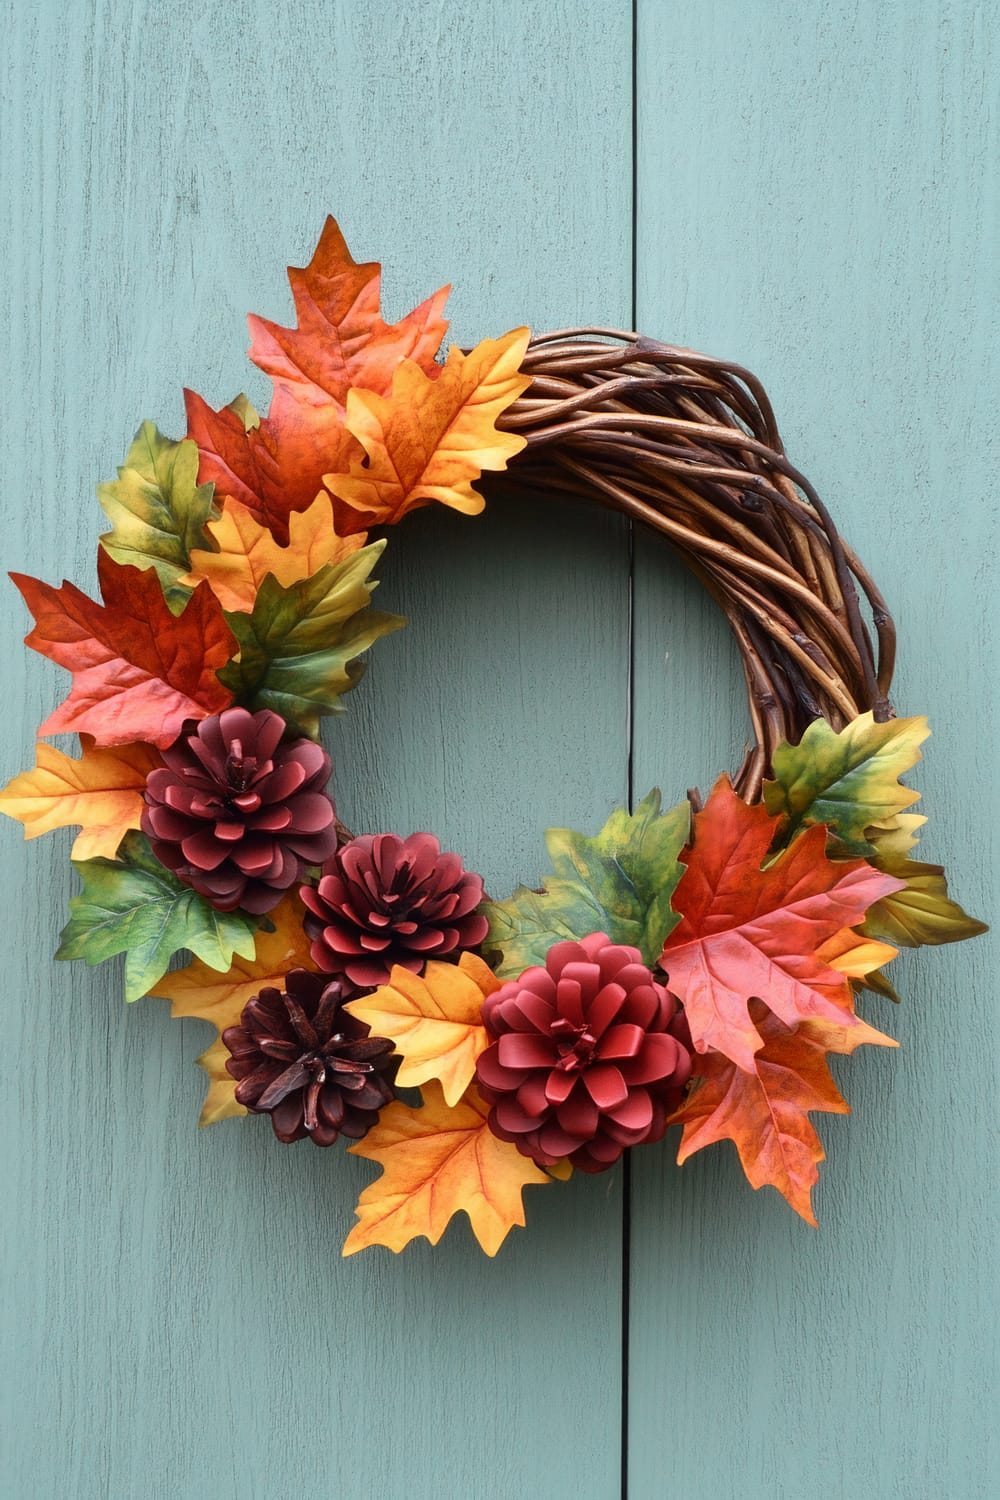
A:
[222,968,396,1146]
[300,831,488,988]
[475,931,692,1173]
[142,707,338,914]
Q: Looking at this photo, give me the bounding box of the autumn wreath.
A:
[2,220,986,1254]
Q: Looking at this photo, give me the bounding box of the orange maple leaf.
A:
[150,892,317,1125]
[0,736,160,860]
[660,777,904,1072]
[324,329,531,528]
[184,217,450,542]
[343,1082,552,1257]
[180,492,366,612]
[12,552,235,749]
[671,999,897,1225]
[345,951,499,1106]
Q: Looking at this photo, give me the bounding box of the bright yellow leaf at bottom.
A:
[343,1082,552,1257]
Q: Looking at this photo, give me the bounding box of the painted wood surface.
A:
[0,2,995,1497]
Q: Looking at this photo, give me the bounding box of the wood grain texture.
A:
[629,3,998,1497]
[0,2,631,1497]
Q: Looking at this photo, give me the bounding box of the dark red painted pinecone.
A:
[300,832,488,988]
[142,707,338,915]
[221,968,396,1146]
[475,931,692,1173]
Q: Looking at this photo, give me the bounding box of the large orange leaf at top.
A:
[671,999,897,1225]
[12,552,235,749]
[184,217,450,543]
[343,1082,552,1257]
[0,736,160,860]
[660,777,903,1073]
[324,329,531,529]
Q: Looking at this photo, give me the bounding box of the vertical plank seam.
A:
[621,1,639,1497]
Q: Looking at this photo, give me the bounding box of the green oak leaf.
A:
[218,541,405,737]
[763,711,930,855]
[860,856,988,948]
[56,830,258,1003]
[98,422,215,602]
[482,790,690,979]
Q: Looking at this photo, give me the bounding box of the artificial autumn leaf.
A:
[860,855,988,948]
[864,812,927,862]
[13,552,235,749]
[325,329,531,529]
[217,541,403,736]
[660,777,903,1073]
[97,422,214,601]
[672,1000,898,1225]
[343,1081,551,1257]
[180,492,365,612]
[815,926,899,980]
[56,831,258,1003]
[483,789,689,980]
[763,711,930,854]
[185,217,450,542]
[0,736,160,860]
[193,1036,248,1126]
[345,952,500,1106]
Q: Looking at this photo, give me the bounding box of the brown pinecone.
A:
[299,831,488,987]
[142,707,337,914]
[221,969,396,1146]
[475,931,692,1173]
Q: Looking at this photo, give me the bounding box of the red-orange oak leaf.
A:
[12,551,235,749]
[184,217,450,543]
[671,999,897,1224]
[660,777,903,1073]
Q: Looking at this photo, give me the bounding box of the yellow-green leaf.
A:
[861,856,988,948]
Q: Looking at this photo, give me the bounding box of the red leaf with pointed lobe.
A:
[660,777,902,1072]
[13,551,235,748]
[185,217,450,542]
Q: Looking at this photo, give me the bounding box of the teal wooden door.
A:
[1,3,994,1496]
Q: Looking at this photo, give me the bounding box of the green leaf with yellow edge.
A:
[861,856,988,948]
[98,422,215,601]
[218,541,405,737]
[763,711,930,854]
[56,831,259,1002]
[482,790,689,980]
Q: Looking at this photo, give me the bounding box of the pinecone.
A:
[142,707,338,914]
[221,968,396,1146]
[300,832,488,987]
[475,932,692,1173]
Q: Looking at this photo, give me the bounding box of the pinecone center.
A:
[550,1017,599,1072]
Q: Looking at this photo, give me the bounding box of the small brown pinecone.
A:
[221,969,396,1146]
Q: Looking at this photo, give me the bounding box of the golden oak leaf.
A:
[180,493,366,612]
[153,891,316,1030]
[816,926,898,979]
[0,736,159,859]
[660,777,903,1073]
[185,217,450,543]
[194,1035,248,1126]
[345,952,499,1106]
[672,999,897,1225]
[343,1082,551,1257]
[324,328,531,528]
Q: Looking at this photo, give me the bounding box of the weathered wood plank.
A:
[629,3,997,1496]
[0,2,633,1496]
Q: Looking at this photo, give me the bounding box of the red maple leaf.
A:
[13,551,235,748]
[671,999,897,1224]
[184,217,450,542]
[660,777,903,1072]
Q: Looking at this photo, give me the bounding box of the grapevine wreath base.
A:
[2,220,986,1255]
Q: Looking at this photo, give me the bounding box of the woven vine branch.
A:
[496,330,896,799]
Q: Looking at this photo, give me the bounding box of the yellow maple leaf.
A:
[0,737,160,860]
[180,491,366,612]
[817,926,898,979]
[343,1082,552,1257]
[151,892,316,1125]
[324,327,531,527]
[345,951,499,1106]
